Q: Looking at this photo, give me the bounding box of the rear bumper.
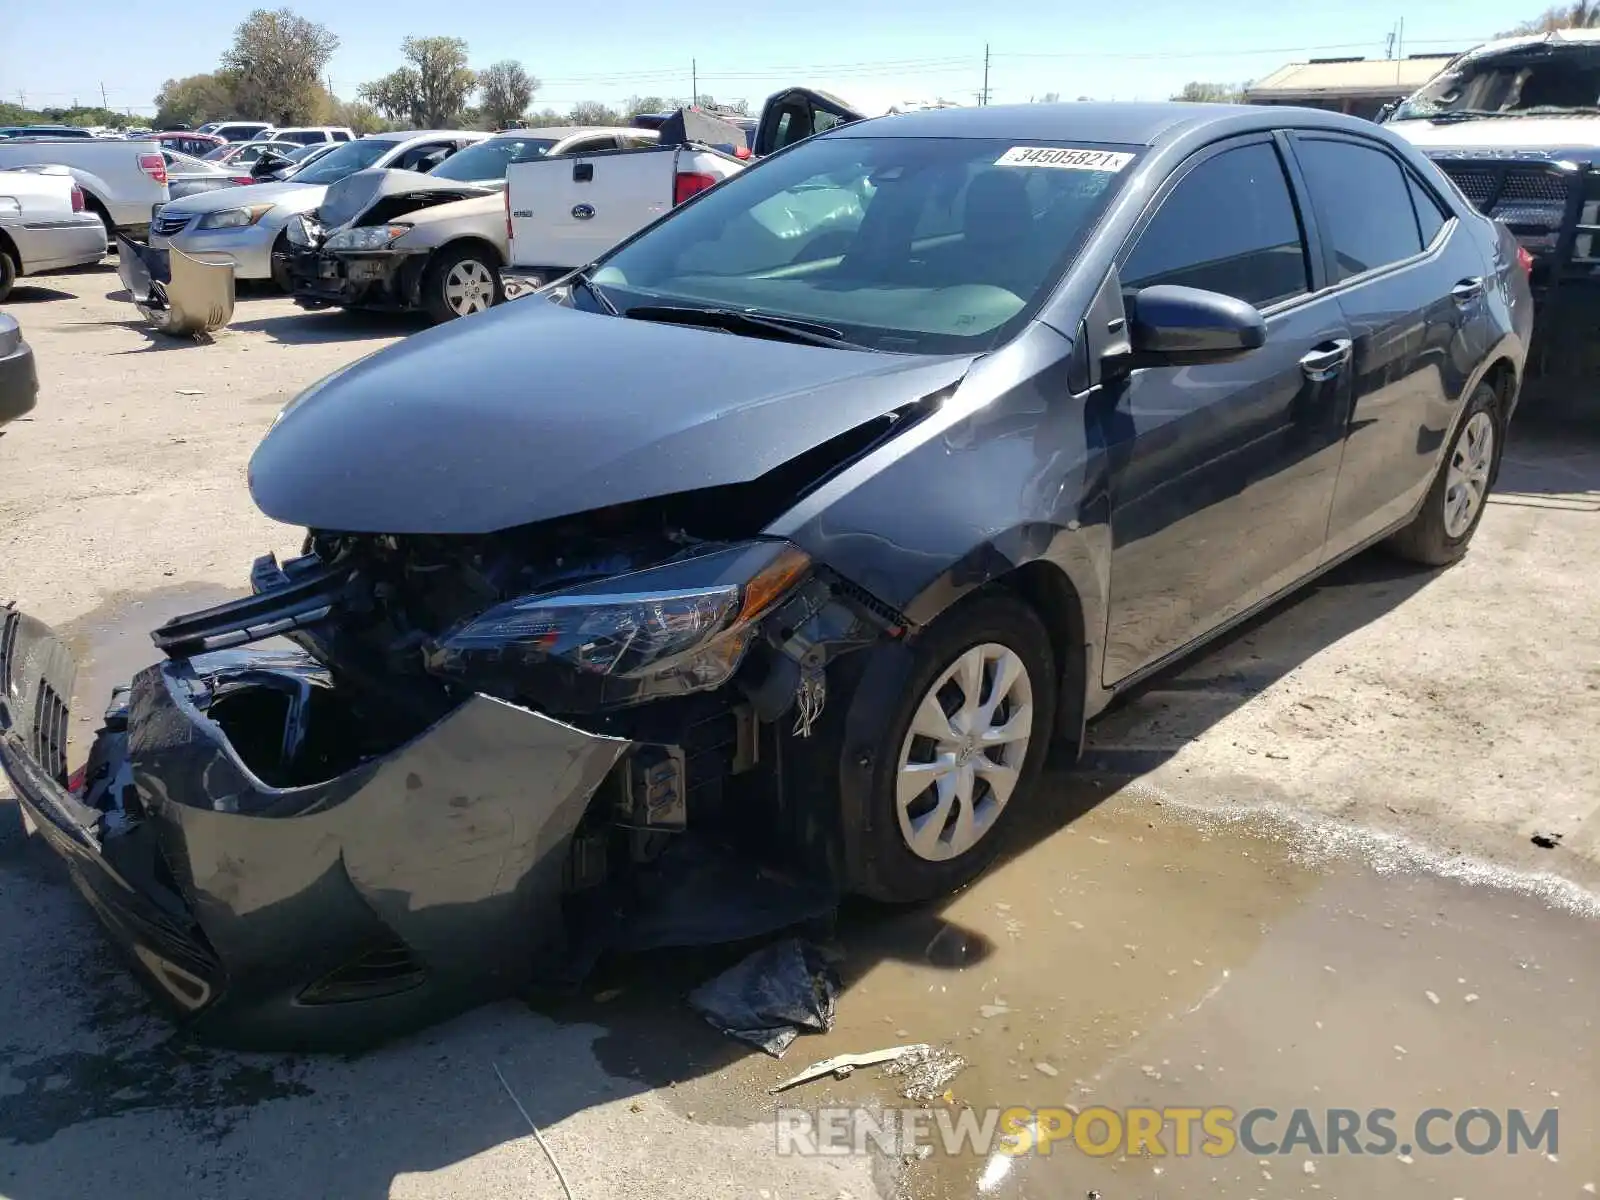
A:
[0,325,38,427]
[288,247,422,309]
[7,216,106,273]
[0,607,631,1050]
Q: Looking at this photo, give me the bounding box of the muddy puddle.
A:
[567,777,1599,1200]
[33,591,1600,1200]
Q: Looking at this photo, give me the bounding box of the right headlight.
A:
[424,541,812,709]
[323,224,410,251]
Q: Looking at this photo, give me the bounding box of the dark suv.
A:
[0,102,1533,1049]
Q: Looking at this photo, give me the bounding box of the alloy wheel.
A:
[895,642,1034,862]
[1443,411,1495,539]
[444,260,495,316]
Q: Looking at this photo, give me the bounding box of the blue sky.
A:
[6,0,1531,117]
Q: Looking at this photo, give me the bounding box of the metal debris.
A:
[883,1044,969,1101]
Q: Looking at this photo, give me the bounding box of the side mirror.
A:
[1126,285,1267,368]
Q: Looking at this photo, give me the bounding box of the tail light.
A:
[673,171,717,206]
[229,176,255,185]
[138,153,168,185]
[1516,245,1534,275]
[70,185,84,213]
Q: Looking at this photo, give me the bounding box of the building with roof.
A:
[1244,54,1458,120]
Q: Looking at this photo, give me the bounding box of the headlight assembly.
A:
[425,541,812,709]
[197,204,276,230]
[323,224,410,251]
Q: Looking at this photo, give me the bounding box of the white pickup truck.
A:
[0,137,169,242]
[502,91,942,291]
[503,108,749,289]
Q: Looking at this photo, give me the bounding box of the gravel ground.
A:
[1,265,1597,1199]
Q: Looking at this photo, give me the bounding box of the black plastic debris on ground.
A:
[687,937,840,1058]
[547,835,839,988]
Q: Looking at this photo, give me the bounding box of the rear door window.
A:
[1407,171,1450,248]
[1293,137,1425,280]
[1122,140,1310,309]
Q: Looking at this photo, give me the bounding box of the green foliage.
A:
[0,103,132,128]
[221,7,340,125]
[361,36,476,127]
[1172,81,1249,103]
[153,72,240,128]
[568,100,625,126]
[478,61,540,130]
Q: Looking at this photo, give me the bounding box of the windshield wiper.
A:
[568,266,617,315]
[1426,109,1524,123]
[622,304,865,350]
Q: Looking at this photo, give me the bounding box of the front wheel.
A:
[0,251,15,303]
[1387,381,1502,566]
[851,593,1058,903]
[422,245,502,325]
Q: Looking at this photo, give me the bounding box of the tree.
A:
[221,8,339,125]
[328,98,391,134]
[625,95,669,116]
[360,36,476,127]
[154,72,240,128]
[568,100,623,126]
[522,107,567,127]
[478,61,539,130]
[1032,92,1062,104]
[1172,81,1248,103]
[1504,1,1600,33]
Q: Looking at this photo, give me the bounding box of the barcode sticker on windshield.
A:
[995,146,1134,171]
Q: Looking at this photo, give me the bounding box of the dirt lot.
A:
[1,265,1597,1199]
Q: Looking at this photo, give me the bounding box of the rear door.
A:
[1286,133,1488,558]
[1101,134,1355,684]
[507,147,678,269]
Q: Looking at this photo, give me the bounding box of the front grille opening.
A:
[32,681,68,786]
[297,938,427,1006]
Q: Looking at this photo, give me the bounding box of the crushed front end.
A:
[284,213,424,310]
[0,501,898,1050]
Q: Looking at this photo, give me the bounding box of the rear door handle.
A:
[1451,276,1484,303]
[1299,338,1353,381]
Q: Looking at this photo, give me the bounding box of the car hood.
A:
[398,190,504,230]
[1388,116,1600,156]
[316,169,495,231]
[163,180,322,215]
[249,299,976,535]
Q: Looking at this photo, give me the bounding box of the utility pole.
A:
[100,82,108,108]
[692,59,698,107]
[981,43,991,105]
[1397,16,1405,58]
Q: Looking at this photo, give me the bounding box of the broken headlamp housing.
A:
[323,224,410,251]
[424,540,811,711]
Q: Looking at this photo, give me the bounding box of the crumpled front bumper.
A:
[0,604,630,1050]
[287,246,420,309]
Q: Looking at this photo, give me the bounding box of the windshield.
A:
[291,138,394,184]
[427,136,558,181]
[590,134,1134,354]
[1395,42,1600,119]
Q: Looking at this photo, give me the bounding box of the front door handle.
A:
[1451,276,1484,304]
[1299,338,1353,382]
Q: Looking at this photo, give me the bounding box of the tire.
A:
[0,251,15,303]
[421,244,502,325]
[268,231,292,293]
[851,592,1058,903]
[1387,381,1502,566]
[85,198,113,254]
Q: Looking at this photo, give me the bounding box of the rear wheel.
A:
[1388,381,1502,566]
[851,593,1058,902]
[85,197,113,254]
[422,245,502,325]
[0,251,16,302]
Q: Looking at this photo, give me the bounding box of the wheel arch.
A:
[434,235,506,269]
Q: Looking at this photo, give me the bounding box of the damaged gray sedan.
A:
[0,101,1529,1050]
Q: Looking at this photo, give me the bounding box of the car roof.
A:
[367,129,487,143]
[836,101,1377,147]
[492,125,644,139]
